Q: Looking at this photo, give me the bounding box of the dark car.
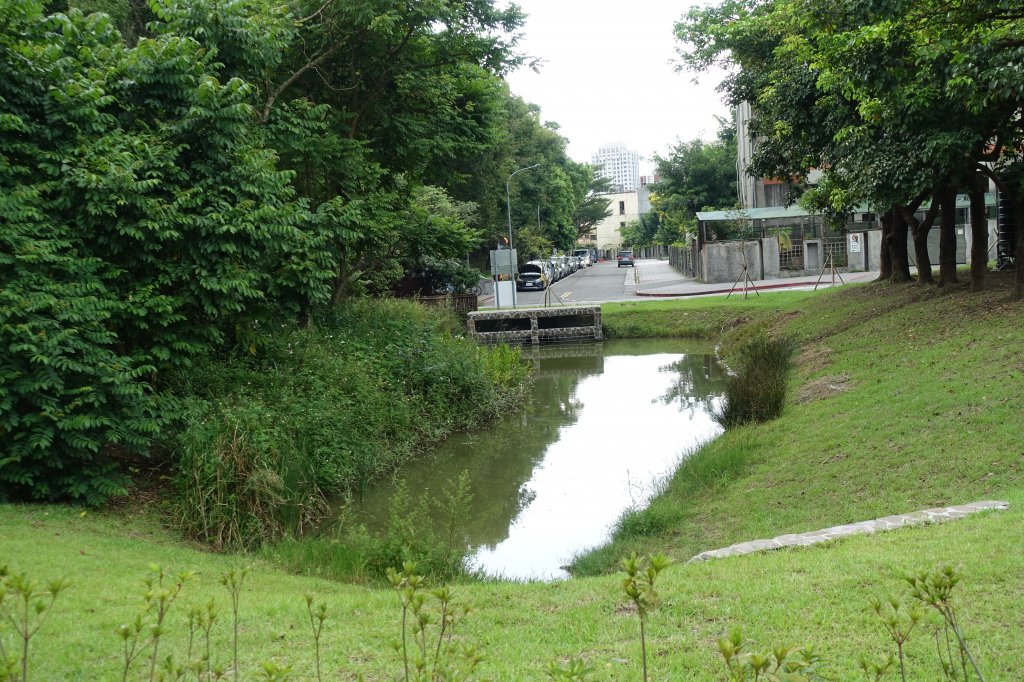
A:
[517,264,547,291]
[617,250,635,267]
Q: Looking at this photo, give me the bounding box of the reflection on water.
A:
[351,339,726,580]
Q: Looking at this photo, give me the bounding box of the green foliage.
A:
[387,563,481,682]
[620,553,672,682]
[905,567,987,681]
[0,1,328,503]
[171,300,529,551]
[418,257,484,295]
[717,630,824,682]
[571,172,614,241]
[650,117,738,243]
[0,564,71,682]
[869,596,921,682]
[545,657,594,681]
[715,335,796,428]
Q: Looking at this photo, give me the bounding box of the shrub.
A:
[715,334,796,427]
[0,4,329,504]
[173,400,328,550]
[171,300,529,551]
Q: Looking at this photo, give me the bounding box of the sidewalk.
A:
[632,259,878,297]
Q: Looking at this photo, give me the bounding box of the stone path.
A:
[689,500,1009,562]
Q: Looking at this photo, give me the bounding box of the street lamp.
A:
[506,164,540,251]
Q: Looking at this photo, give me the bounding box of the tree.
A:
[0,2,328,501]
[571,172,614,241]
[649,118,738,243]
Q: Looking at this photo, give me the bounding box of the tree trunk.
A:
[1016,198,1024,301]
[877,209,893,282]
[331,252,351,305]
[968,174,988,292]
[899,197,939,285]
[938,186,959,286]
[890,210,912,282]
[912,225,934,284]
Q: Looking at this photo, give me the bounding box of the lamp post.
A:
[506,164,540,251]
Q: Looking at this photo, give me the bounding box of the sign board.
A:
[489,248,517,277]
[850,234,862,253]
[494,280,517,309]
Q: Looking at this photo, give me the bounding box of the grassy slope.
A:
[586,277,1024,570]
[3,277,1023,680]
[2,498,1022,681]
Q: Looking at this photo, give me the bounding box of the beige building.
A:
[584,189,649,257]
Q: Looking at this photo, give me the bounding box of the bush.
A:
[171,300,529,550]
[173,400,328,550]
[0,4,328,503]
[715,334,796,427]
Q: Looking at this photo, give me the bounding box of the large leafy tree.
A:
[0,1,327,501]
[649,117,738,243]
[677,0,1024,295]
[572,172,614,241]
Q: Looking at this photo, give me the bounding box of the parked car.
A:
[617,250,635,267]
[572,249,592,267]
[551,255,568,279]
[516,271,546,291]
[528,259,555,282]
[547,257,562,280]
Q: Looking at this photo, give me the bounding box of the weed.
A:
[716,629,824,681]
[254,661,293,681]
[304,595,328,682]
[859,653,896,681]
[387,562,480,682]
[220,568,249,682]
[0,565,70,682]
[869,596,921,681]
[113,565,192,682]
[905,566,986,681]
[620,553,671,682]
[545,657,594,680]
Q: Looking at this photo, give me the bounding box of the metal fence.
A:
[416,293,478,315]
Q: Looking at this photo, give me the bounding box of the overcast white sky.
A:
[503,0,730,175]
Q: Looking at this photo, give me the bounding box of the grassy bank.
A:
[4,276,1023,680]
[2,494,1021,680]
[165,298,530,572]
[580,275,1023,573]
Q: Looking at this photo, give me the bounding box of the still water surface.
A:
[354,339,726,580]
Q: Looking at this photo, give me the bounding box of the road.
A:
[514,260,640,306]
[490,258,878,307]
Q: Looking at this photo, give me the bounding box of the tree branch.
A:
[260,45,341,122]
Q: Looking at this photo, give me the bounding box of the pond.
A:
[351,339,727,580]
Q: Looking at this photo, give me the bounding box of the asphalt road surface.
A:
[514,260,640,306]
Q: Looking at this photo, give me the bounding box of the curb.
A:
[635,278,850,298]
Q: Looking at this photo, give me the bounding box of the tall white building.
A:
[591,143,640,192]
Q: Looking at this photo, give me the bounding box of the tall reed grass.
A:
[169,299,529,552]
[715,334,796,427]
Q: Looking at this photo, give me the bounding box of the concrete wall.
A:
[701,241,759,284]
[696,238,781,283]
[847,230,882,272]
[760,237,780,277]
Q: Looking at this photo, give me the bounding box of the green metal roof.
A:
[695,205,811,221]
[696,194,997,223]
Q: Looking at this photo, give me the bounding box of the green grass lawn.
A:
[3,274,1023,680]
[586,275,1024,572]
[2,495,1021,680]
